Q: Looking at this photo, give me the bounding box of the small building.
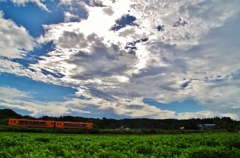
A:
[120,126,130,130]
[179,126,184,130]
[197,124,216,130]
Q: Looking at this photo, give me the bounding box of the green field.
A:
[1,133,240,158]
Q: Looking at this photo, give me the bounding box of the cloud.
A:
[0,86,90,116]
[32,1,240,117]
[0,86,31,99]
[1,0,240,119]
[0,11,37,59]
[10,0,49,11]
[0,86,175,118]
[177,107,240,120]
[64,12,81,22]
[0,58,64,86]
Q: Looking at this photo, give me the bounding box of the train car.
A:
[55,121,93,130]
[8,118,55,128]
[8,118,93,130]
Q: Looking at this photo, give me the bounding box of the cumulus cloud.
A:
[1,0,240,118]
[0,11,37,59]
[30,0,240,117]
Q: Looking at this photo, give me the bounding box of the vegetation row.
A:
[1,133,240,158]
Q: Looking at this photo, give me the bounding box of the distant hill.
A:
[0,109,22,119]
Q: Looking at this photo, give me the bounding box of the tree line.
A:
[1,108,240,131]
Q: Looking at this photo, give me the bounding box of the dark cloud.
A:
[58,31,88,49]
[159,81,179,91]
[102,7,114,16]
[86,87,117,102]
[64,33,137,80]
[131,66,168,79]
[125,104,144,110]
[87,0,105,7]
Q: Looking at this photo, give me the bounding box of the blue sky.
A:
[0,0,240,119]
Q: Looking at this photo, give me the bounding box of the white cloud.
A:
[10,0,49,11]
[1,0,240,119]
[0,58,64,86]
[31,0,240,118]
[64,12,81,22]
[0,11,37,59]
[177,108,240,120]
[0,86,31,99]
[0,86,91,116]
[0,86,175,118]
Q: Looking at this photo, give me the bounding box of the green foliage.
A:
[1,133,240,158]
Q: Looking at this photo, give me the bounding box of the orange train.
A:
[8,118,93,130]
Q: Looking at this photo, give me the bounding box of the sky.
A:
[0,0,240,120]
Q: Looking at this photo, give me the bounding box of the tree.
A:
[184,120,198,130]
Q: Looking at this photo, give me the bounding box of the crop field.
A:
[1,133,240,158]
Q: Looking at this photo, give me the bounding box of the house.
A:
[197,124,216,130]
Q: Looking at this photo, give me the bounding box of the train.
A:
[8,118,93,130]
